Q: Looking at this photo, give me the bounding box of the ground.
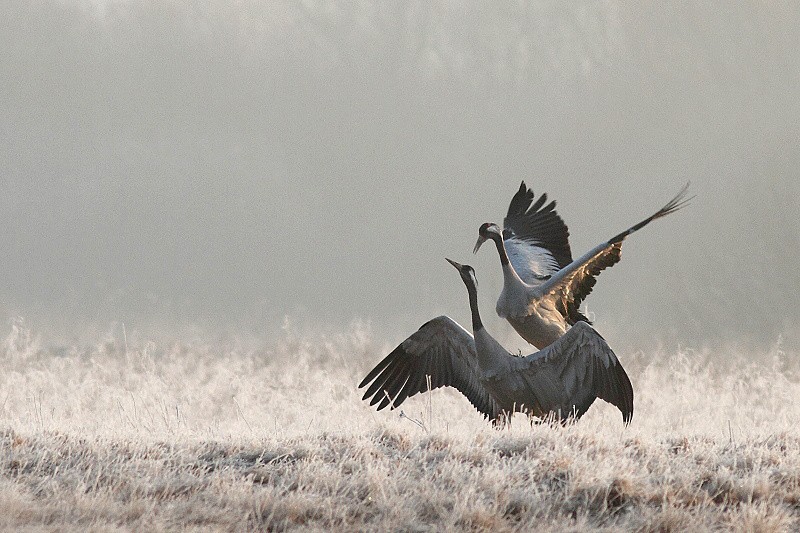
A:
[1,319,798,531]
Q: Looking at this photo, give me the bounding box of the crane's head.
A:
[473,222,503,253]
[445,258,478,288]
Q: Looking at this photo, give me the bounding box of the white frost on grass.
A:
[2,318,797,441]
[1,318,799,530]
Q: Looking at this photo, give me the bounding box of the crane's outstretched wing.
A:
[503,181,573,269]
[358,316,500,420]
[510,321,634,423]
[501,181,587,324]
[530,183,692,317]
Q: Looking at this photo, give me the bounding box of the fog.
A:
[2,1,798,352]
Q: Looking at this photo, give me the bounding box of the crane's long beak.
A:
[445,257,462,270]
[473,236,487,254]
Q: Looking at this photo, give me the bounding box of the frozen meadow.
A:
[1,318,799,531]
[4,0,800,530]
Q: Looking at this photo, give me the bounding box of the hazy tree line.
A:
[1,1,798,349]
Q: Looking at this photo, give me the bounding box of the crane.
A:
[359,259,633,425]
[473,182,691,348]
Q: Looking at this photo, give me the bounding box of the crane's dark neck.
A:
[490,233,510,265]
[464,278,483,332]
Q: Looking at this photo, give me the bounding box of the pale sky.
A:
[2,1,799,352]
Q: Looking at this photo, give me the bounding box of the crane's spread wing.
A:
[510,322,634,423]
[503,237,562,282]
[358,316,500,420]
[503,181,573,269]
[501,181,589,324]
[532,183,692,317]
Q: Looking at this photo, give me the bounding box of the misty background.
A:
[1,1,798,353]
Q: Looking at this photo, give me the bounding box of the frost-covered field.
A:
[1,319,799,531]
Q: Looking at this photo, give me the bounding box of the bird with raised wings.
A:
[359,259,633,425]
[473,182,691,349]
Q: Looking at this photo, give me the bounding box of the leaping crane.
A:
[474,182,691,349]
